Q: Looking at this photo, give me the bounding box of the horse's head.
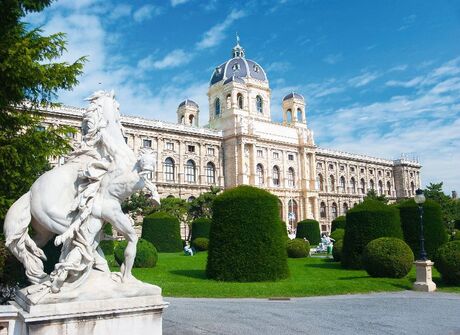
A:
[85,90,121,126]
[138,148,156,173]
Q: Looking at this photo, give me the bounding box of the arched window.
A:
[187,196,196,202]
[256,164,264,185]
[350,177,356,194]
[297,108,302,122]
[215,98,221,116]
[378,180,383,195]
[317,174,324,191]
[164,157,175,182]
[288,167,295,187]
[339,176,346,193]
[206,162,216,184]
[185,159,196,183]
[329,175,335,192]
[256,95,263,113]
[387,181,392,196]
[410,181,415,196]
[237,93,243,109]
[181,116,184,124]
[360,178,366,194]
[369,179,375,190]
[286,109,292,123]
[320,202,327,218]
[331,202,338,219]
[343,202,348,214]
[189,114,194,125]
[272,166,280,187]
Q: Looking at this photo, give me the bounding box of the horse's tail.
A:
[4,191,48,284]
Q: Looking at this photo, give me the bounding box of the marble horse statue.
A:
[3,90,160,298]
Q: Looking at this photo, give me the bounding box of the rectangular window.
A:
[207,147,215,156]
[124,136,128,143]
[66,132,75,139]
[273,152,279,159]
[257,149,263,158]
[288,154,294,161]
[350,166,355,172]
[143,139,152,148]
[188,145,195,153]
[166,142,174,151]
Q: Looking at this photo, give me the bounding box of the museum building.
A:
[40,40,421,233]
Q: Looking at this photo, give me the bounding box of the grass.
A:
[119,252,460,298]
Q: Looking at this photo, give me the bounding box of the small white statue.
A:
[3,91,160,301]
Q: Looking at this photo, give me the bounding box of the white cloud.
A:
[196,9,246,49]
[386,76,424,88]
[138,49,192,70]
[171,0,191,7]
[347,72,380,87]
[323,53,343,65]
[133,4,162,23]
[266,61,291,73]
[109,4,132,20]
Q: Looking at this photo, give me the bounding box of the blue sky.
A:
[27,0,460,193]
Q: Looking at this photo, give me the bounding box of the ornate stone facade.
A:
[39,40,420,233]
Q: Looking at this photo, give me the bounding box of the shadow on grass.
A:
[305,262,342,270]
[337,275,370,280]
[169,269,207,279]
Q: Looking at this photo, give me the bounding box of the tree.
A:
[121,191,156,220]
[363,189,388,204]
[151,197,189,224]
[0,0,85,226]
[188,186,221,220]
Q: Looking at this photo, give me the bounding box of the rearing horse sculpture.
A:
[4,91,159,295]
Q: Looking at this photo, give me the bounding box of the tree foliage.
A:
[121,191,156,219]
[423,182,460,234]
[364,189,389,204]
[0,0,85,225]
[188,186,221,220]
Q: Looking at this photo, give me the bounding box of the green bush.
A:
[286,239,310,258]
[332,239,343,262]
[114,238,158,268]
[331,216,346,232]
[296,219,320,246]
[206,185,289,282]
[453,230,460,241]
[455,219,460,230]
[434,241,460,285]
[342,200,403,269]
[330,228,345,242]
[398,199,448,259]
[363,238,414,278]
[192,237,209,251]
[191,218,211,241]
[141,211,182,252]
[99,223,114,256]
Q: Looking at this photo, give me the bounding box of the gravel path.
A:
[163,291,460,335]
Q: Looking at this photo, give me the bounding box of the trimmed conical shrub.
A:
[398,199,448,259]
[206,185,289,282]
[141,211,182,252]
[296,219,321,245]
[331,216,346,232]
[342,200,403,269]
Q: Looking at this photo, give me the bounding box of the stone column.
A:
[413,260,437,292]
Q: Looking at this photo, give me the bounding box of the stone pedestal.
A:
[413,260,437,292]
[0,271,168,335]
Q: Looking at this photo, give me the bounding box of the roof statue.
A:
[4,91,161,304]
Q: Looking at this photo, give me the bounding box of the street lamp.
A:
[414,189,427,261]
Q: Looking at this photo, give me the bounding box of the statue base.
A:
[0,270,168,335]
[413,260,437,292]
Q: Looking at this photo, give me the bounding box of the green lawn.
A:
[124,252,460,298]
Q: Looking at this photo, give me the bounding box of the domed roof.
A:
[178,99,199,108]
[210,39,268,86]
[283,92,304,101]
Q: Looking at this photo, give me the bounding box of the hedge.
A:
[330,228,345,242]
[141,211,182,252]
[206,185,289,282]
[398,199,448,259]
[363,237,414,278]
[287,239,310,258]
[191,218,212,241]
[332,239,343,262]
[331,216,346,232]
[192,237,209,251]
[99,223,114,256]
[434,241,460,285]
[296,219,321,246]
[342,200,403,269]
[114,238,158,268]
